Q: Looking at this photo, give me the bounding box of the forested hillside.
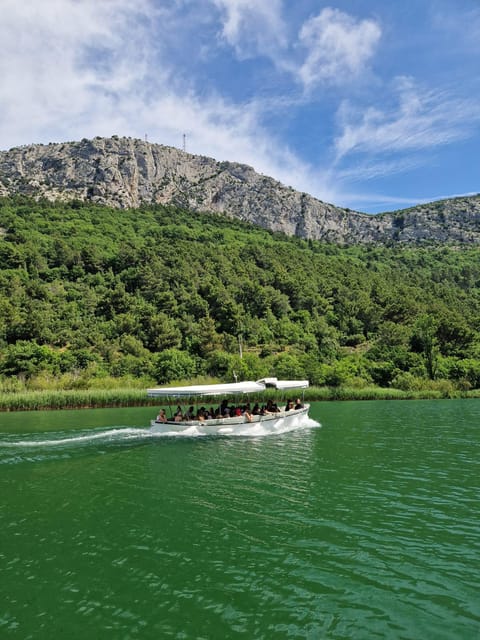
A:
[1,196,480,392]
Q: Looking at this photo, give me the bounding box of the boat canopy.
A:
[147,378,309,398]
[147,381,265,398]
[257,378,309,391]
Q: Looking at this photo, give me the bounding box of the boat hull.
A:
[150,405,311,436]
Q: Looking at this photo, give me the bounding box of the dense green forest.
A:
[1,195,480,394]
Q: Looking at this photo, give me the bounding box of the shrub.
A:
[154,349,197,384]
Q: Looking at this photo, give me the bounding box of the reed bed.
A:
[0,388,160,412]
[305,386,444,401]
[0,384,476,412]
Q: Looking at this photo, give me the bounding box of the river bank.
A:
[1,385,479,412]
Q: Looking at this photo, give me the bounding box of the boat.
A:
[147,377,312,435]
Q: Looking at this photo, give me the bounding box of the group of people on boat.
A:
[156,398,304,423]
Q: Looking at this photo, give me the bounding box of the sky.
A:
[1,0,479,213]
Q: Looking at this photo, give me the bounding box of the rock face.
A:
[1,136,479,244]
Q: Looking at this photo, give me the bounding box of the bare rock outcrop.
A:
[1,136,479,244]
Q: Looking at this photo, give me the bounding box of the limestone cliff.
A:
[1,136,479,244]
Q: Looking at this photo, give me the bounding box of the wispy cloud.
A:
[430,3,480,51]
[336,156,427,184]
[338,191,437,213]
[339,189,480,214]
[334,76,480,162]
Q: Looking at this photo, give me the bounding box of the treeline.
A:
[1,195,480,393]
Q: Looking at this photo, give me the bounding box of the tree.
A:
[0,341,59,378]
[411,314,439,380]
[2,196,480,390]
[154,349,197,383]
[140,312,182,352]
[191,315,223,358]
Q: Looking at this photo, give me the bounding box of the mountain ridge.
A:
[1,136,479,244]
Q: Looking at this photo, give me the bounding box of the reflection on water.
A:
[0,400,479,639]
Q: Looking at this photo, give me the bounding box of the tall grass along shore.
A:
[1,385,479,412]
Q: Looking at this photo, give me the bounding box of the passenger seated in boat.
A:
[219,399,229,415]
[199,407,212,420]
[294,398,303,409]
[252,403,260,415]
[244,405,253,422]
[284,399,294,411]
[173,404,183,422]
[156,409,167,423]
[184,406,195,420]
[265,399,280,413]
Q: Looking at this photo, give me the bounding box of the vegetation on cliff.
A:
[1,195,480,396]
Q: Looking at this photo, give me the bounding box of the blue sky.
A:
[1,0,479,213]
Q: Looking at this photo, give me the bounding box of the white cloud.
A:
[297,7,381,89]
[0,0,157,147]
[0,0,338,203]
[211,0,287,59]
[3,1,475,215]
[210,2,381,90]
[334,76,480,162]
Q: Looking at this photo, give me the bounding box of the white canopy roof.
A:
[147,378,309,398]
[257,378,309,390]
[147,381,265,398]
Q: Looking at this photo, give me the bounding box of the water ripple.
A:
[1,401,479,639]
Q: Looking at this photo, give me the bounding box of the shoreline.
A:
[1,386,479,412]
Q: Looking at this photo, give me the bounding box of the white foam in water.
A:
[0,428,152,448]
[0,417,321,452]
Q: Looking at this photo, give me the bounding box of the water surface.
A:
[1,400,479,639]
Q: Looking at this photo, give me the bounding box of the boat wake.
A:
[0,427,151,448]
[0,427,154,465]
[0,418,320,465]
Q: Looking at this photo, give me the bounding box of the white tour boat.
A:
[147,378,312,436]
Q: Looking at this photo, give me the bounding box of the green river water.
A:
[0,400,479,639]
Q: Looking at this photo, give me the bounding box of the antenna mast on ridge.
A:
[183,133,186,152]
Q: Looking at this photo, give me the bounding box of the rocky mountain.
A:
[1,136,479,244]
